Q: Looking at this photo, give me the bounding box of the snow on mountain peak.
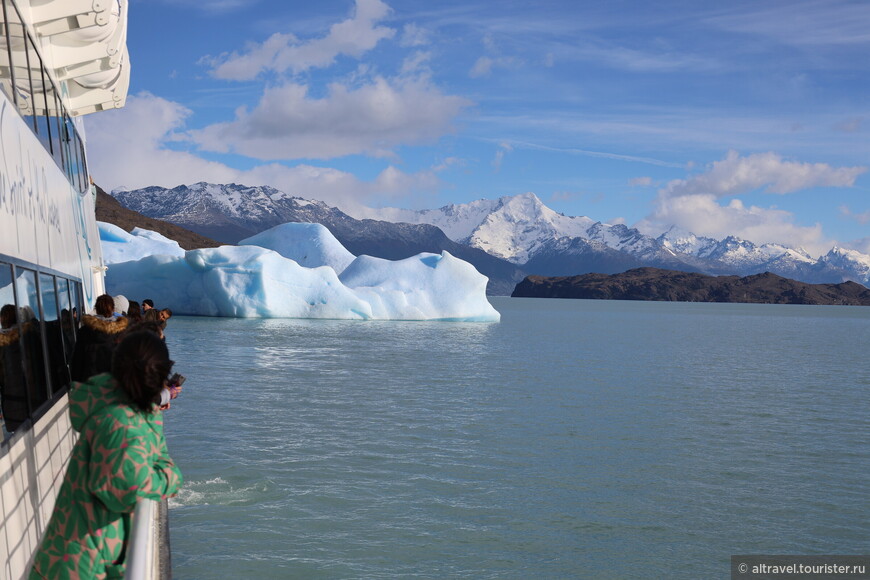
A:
[823,246,870,277]
[109,183,870,288]
[462,193,596,262]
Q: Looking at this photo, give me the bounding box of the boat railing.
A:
[124,497,171,580]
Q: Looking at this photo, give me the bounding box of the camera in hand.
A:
[168,373,186,387]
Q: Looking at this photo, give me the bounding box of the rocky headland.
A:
[511,267,870,306]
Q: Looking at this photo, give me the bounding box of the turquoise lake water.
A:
[162,297,870,579]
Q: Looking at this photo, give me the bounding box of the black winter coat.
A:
[70,315,129,382]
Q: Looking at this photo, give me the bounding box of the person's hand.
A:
[169,384,183,399]
[159,402,171,410]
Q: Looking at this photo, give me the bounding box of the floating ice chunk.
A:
[106,246,373,319]
[340,252,500,321]
[240,223,355,274]
[102,226,499,322]
[99,221,185,264]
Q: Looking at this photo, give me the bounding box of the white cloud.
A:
[469,56,494,78]
[85,93,441,210]
[839,205,870,225]
[843,237,870,254]
[189,76,471,161]
[707,1,870,47]
[207,0,395,80]
[492,142,512,171]
[631,151,869,256]
[571,41,717,73]
[636,193,831,256]
[400,50,432,75]
[468,54,521,78]
[664,150,866,197]
[399,23,430,47]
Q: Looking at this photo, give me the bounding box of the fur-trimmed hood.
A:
[0,322,37,347]
[0,327,19,347]
[81,314,129,334]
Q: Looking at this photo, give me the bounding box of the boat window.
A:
[56,277,76,365]
[77,136,88,193]
[50,90,64,169]
[0,260,83,439]
[14,268,50,418]
[68,279,82,330]
[2,4,39,134]
[39,273,69,395]
[0,2,11,103]
[1,264,31,435]
[0,0,20,106]
[1,263,29,437]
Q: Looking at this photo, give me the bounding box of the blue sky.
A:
[87,0,870,256]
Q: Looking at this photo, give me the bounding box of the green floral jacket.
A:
[30,373,183,579]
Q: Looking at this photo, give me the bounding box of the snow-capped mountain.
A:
[357,192,870,287]
[112,183,340,243]
[111,184,870,290]
[818,247,870,282]
[354,192,596,263]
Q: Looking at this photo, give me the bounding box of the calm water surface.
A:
[163,298,870,579]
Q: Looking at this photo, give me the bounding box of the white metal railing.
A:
[124,498,159,580]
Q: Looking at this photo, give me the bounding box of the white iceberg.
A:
[240,223,355,273]
[99,222,185,264]
[340,253,493,321]
[103,223,499,322]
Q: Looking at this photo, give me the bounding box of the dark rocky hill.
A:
[95,186,221,250]
[512,267,870,306]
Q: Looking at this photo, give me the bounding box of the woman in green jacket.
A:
[30,331,183,579]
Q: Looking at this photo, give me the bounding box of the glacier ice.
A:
[240,223,355,274]
[339,253,493,321]
[101,222,499,322]
[99,222,185,264]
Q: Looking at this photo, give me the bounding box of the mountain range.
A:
[110,183,870,294]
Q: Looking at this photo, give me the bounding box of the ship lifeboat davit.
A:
[28,0,130,115]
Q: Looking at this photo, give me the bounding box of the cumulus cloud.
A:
[636,193,831,256]
[189,76,471,160]
[206,0,395,80]
[633,151,867,256]
[664,150,866,197]
[85,93,441,210]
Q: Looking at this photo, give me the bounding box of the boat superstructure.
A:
[0,2,158,578]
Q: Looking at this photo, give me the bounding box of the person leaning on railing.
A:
[29,331,183,580]
[70,294,129,382]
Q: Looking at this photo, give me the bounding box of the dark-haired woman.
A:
[70,294,128,382]
[126,300,143,323]
[30,331,183,579]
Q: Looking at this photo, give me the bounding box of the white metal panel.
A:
[0,394,75,580]
[0,92,104,305]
